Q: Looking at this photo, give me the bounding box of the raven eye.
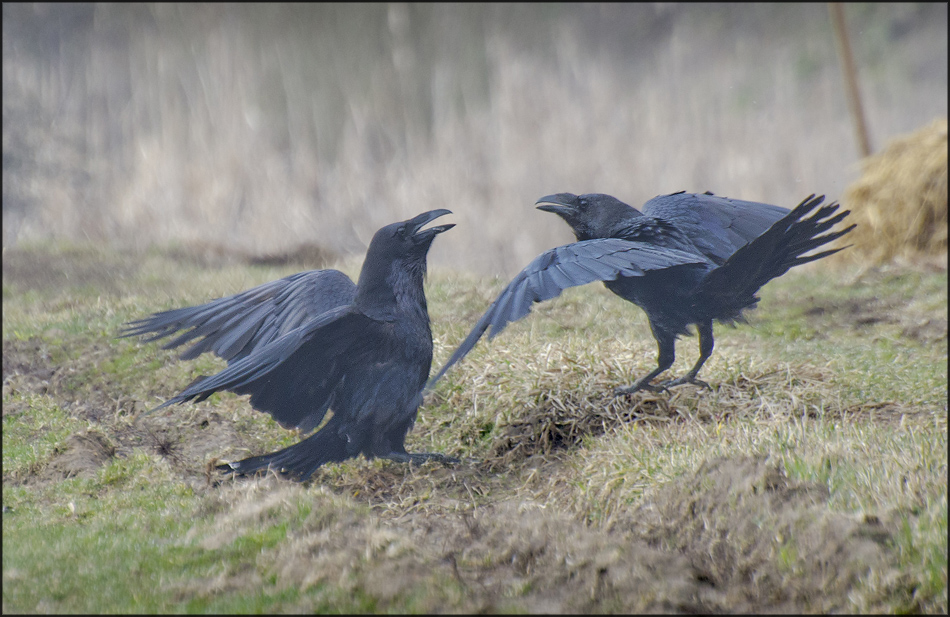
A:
[395,225,407,237]
[579,199,588,208]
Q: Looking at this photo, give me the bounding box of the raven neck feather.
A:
[355,256,428,322]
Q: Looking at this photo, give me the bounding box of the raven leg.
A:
[660,320,714,390]
[615,326,676,395]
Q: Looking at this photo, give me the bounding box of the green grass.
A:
[2,243,947,613]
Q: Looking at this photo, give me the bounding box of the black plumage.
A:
[123,209,456,480]
[429,191,854,393]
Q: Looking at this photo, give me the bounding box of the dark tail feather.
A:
[697,195,855,316]
[217,426,351,481]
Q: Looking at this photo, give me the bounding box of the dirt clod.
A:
[46,431,116,480]
[629,455,904,613]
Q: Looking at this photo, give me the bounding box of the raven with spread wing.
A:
[123,210,455,480]
[429,192,853,393]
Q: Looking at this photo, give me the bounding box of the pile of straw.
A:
[842,117,948,264]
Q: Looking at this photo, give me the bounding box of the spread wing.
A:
[427,238,707,388]
[153,305,387,433]
[121,269,357,363]
[640,191,791,264]
[695,195,854,305]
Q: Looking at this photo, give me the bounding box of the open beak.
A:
[408,209,455,242]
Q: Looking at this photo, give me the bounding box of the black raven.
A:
[123,209,456,480]
[429,192,854,394]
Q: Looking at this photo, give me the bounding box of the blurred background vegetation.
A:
[3,3,947,275]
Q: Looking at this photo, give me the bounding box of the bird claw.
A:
[614,373,712,396]
[383,451,460,466]
[658,376,711,390]
[614,381,669,396]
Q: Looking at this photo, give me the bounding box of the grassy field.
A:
[2,242,947,613]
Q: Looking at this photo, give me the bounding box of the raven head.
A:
[368,209,455,259]
[536,193,635,241]
[356,209,454,320]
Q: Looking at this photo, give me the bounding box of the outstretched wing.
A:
[427,238,708,388]
[695,195,854,310]
[154,305,386,433]
[640,191,791,264]
[120,269,357,363]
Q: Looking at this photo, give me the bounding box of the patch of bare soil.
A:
[486,390,671,469]
[42,430,117,480]
[24,402,249,490]
[626,455,912,613]
[403,501,715,613]
[2,335,247,490]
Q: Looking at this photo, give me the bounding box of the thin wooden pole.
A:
[829,2,872,158]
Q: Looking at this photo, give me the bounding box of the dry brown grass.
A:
[842,117,949,264]
[3,5,947,276]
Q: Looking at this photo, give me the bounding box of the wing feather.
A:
[426,238,707,387]
[640,191,791,264]
[153,305,384,433]
[121,269,356,363]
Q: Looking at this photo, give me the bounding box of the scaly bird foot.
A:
[614,379,669,396]
[382,451,460,465]
[657,375,711,390]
